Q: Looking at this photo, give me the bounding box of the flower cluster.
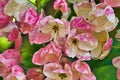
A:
[0,0,119,80]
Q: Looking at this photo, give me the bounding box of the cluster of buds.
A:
[0,0,119,80]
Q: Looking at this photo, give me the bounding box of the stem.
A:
[112,46,120,48]
[36,0,41,14]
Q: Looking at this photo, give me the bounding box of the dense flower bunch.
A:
[0,0,120,80]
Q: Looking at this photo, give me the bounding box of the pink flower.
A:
[0,12,11,29]
[71,60,96,80]
[54,0,68,13]
[20,8,39,34]
[43,63,73,80]
[0,0,8,12]
[102,0,120,7]
[32,42,62,65]
[88,3,118,32]
[4,0,30,21]
[29,16,69,44]
[0,49,22,79]
[70,16,95,33]
[73,1,92,19]
[27,68,45,80]
[91,31,113,59]
[112,56,120,80]
[65,29,98,59]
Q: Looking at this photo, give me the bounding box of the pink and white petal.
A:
[32,48,47,65]
[91,43,103,59]
[12,65,26,80]
[45,42,62,63]
[104,6,115,23]
[43,63,62,79]
[104,0,120,7]
[81,72,96,80]
[72,60,91,74]
[66,44,78,58]
[112,56,120,68]
[103,38,112,51]
[117,69,120,80]
[76,33,98,51]
[29,31,51,44]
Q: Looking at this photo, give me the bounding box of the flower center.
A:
[58,73,67,79]
[72,39,77,45]
[52,25,59,33]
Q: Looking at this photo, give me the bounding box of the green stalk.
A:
[36,0,41,14]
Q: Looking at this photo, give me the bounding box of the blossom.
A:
[0,49,22,79]
[27,68,45,80]
[88,3,118,32]
[0,12,11,29]
[0,0,8,12]
[43,63,73,80]
[4,0,29,21]
[102,0,120,7]
[32,42,62,65]
[73,1,92,19]
[91,31,113,59]
[65,28,98,59]
[71,60,96,80]
[29,16,69,44]
[112,56,120,80]
[54,0,68,13]
[20,8,39,34]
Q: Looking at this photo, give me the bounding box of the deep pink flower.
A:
[72,60,96,80]
[54,0,68,13]
[32,42,62,65]
[20,8,39,34]
[0,12,11,29]
[70,16,95,33]
[43,63,73,80]
[27,68,45,80]
[0,0,8,12]
[0,49,22,79]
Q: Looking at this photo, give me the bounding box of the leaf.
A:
[20,35,43,68]
[93,65,117,80]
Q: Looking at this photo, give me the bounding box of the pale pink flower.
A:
[29,16,69,44]
[91,31,113,59]
[88,3,118,32]
[65,29,98,59]
[4,0,30,21]
[27,68,45,80]
[73,1,92,19]
[102,0,120,7]
[32,42,62,65]
[71,60,96,80]
[112,56,120,80]
[54,0,68,13]
[43,63,73,80]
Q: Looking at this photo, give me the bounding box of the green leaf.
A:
[93,65,117,80]
[20,35,43,68]
[0,36,13,53]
